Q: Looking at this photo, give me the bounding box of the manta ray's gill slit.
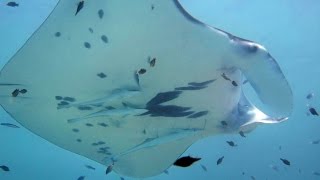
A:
[187,110,209,119]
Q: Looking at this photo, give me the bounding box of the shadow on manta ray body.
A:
[0,0,292,178]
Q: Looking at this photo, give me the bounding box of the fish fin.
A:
[112,136,198,178]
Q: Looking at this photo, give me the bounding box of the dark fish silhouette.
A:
[164,170,169,175]
[239,131,246,137]
[75,1,84,16]
[231,81,238,87]
[313,171,320,176]
[309,107,319,116]
[173,156,201,167]
[151,4,155,10]
[19,89,27,94]
[7,2,19,7]
[0,165,10,171]
[216,156,224,165]
[306,92,314,99]
[250,176,256,180]
[137,68,146,75]
[105,164,113,175]
[77,176,85,180]
[310,139,320,144]
[221,121,228,126]
[226,141,237,147]
[0,123,20,128]
[221,73,230,81]
[11,89,19,97]
[84,165,95,170]
[97,72,107,78]
[200,164,207,172]
[280,158,290,166]
[149,57,156,67]
[120,177,125,180]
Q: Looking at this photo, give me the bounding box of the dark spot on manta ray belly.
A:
[55,96,63,100]
[78,106,93,110]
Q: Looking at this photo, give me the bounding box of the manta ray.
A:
[0,0,292,178]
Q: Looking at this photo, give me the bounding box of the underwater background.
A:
[0,0,319,179]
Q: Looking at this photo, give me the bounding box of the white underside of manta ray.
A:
[0,0,292,178]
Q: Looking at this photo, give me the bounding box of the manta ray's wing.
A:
[0,0,292,178]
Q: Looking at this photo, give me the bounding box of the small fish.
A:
[7,2,19,7]
[239,131,246,137]
[77,176,85,180]
[0,123,20,128]
[173,156,201,167]
[280,158,290,166]
[221,73,231,81]
[231,81,238,87]
[75,1,84,16]
[250,175,256,180]
[151,4,155,10]
[306,92,314,99]
[0,165,10,172]
[226,141,237,147]
[19,89,27,94]
[200,164,207,172]
[312,171,320,176]
[137,68,146,75]
[11,89,19,97]
[216,156,224,165]
[97,72,107,78]
[310,139,320,144]
[278,145,282,150]
[106,164,113,175]
[221,121,228,126]
[309,107,319,116]
[84,165,95,170]
[120,177,125,180]
[149,57,156,67]
[243,79,249,84]
[164,170,169,175]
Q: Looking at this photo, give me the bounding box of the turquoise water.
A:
[0,0,319,179]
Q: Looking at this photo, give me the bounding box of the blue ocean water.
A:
[0,0,319,180]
